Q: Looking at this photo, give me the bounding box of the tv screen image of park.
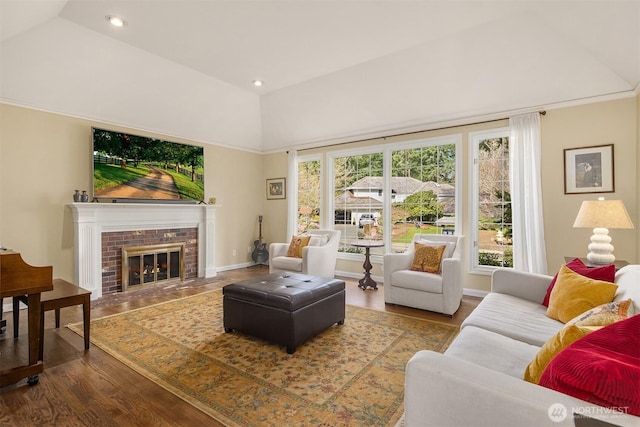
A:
[92,128,204,202]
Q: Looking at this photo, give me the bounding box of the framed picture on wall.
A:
[266,178,286,200]
[563,144,614,194]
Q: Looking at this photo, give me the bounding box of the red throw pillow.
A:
[542,258,616,307]
[539,314,640,416]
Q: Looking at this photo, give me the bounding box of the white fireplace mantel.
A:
[68,203,217,300]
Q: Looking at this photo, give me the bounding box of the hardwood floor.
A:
[0,266,481,426]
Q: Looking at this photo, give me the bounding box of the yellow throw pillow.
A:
[546,265,618,323]
[523,324,598,384]
[286,235,311,258]
[410,242,446,274]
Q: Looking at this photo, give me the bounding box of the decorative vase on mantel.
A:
[73,190,81,202]
[81,191,89,202]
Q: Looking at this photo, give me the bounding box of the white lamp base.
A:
[586,227,615,265]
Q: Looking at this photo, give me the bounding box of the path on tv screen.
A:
[96,166,180,199]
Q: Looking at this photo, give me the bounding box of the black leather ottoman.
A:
[223,273,345,354]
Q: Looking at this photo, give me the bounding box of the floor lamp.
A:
[573,198,635,265]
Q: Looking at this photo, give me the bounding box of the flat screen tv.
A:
[92,127,204,203]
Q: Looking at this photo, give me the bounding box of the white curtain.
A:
[509,113,548,274]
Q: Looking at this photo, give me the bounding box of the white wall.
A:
[263,96,639,292]
[541,98,638,274]
[260,15,634,151]
[0,104,264,282]
[1,17,262,152]
[1,97,637,294]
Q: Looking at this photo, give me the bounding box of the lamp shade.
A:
[573,199,634,265]
[573,199,634,229]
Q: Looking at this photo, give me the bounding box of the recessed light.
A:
[106,16,127,27]
[252,80,263,87]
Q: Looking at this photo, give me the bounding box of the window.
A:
[325,135,460,260]
[390,142,457,253]
[296,157,321,234]
[331,150,384,256]
[470,128,513,273]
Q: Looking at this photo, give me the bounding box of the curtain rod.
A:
[297,110,546,153]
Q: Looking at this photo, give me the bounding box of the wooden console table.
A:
[0,250,53,387]
[564,257,629,271]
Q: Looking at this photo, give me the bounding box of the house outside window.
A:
[390,142,457,253]
[326,135,460,260]
[332,151,384,256]
[470,128,513,273]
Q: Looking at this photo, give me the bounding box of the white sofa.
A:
[383,234,463,315]
[269,229,341,278]
[405,265,640,427]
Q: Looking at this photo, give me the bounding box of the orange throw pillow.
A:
[286,235,311,258]
[410,242,446,274]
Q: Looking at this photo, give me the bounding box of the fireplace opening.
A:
[122,243,185,291]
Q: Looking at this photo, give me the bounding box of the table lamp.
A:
[573,197,635,264]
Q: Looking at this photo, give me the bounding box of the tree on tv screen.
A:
[93,128,204,201]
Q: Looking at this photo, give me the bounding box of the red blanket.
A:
[539,314,640,416]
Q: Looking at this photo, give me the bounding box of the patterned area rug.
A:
[69,290,458,426]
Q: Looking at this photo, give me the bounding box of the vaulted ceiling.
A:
[1,1,639,152]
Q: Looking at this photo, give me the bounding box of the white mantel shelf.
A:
[68,203,218,300]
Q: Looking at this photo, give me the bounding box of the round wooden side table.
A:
[350,240,384,290]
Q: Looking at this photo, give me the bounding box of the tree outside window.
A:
[390,144,456,253]
[333,152,384,255]
[326,137,459,259]
[472,131,513,269]
[296,159,321,234]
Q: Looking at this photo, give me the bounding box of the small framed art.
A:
[266,177,286,200]
[563,144,614,194]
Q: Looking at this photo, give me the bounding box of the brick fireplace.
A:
[103,229,197,294]
[69,203,217,300]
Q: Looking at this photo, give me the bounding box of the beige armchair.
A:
[383,234,463,315]
[269,229,341,278]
